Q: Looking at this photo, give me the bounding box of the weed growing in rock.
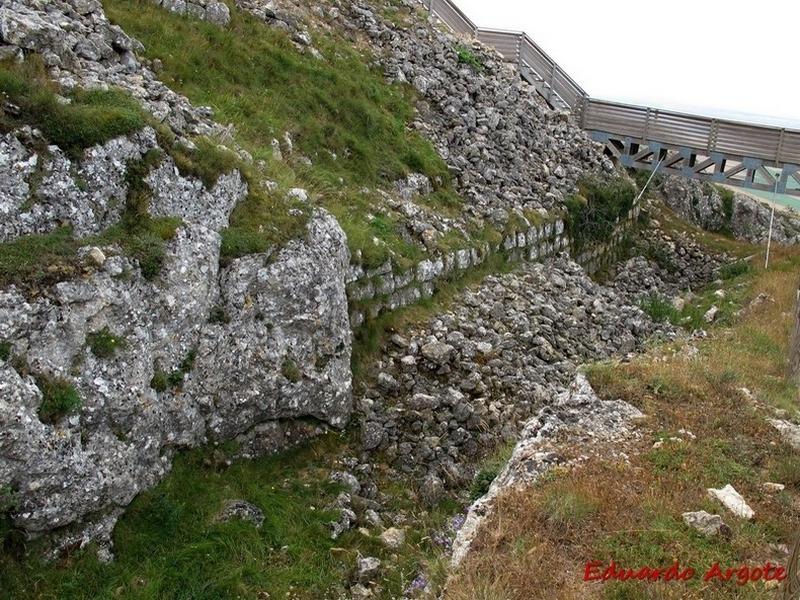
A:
[281,356,302,383]
[150,349,198,392]
[455,45,483,70]
[87,327,126,359]
[36,375,81,424]
[565,176,637,251]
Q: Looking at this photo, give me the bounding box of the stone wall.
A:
[346,218,569,327]
[346,200,644,328]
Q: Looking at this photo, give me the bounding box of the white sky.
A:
[457,0,800,129]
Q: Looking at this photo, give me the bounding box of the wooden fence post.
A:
[790,283,800,383]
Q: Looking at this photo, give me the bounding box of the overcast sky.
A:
[457,0,800,129]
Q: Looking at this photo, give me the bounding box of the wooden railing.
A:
[422,0,800,168]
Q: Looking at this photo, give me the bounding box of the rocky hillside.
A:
[0,0,799,597]
[0,0,625,552]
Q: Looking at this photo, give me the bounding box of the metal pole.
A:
[765,176,778,269]
[634,157,665,205]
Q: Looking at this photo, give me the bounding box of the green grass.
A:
[719,260,750,280]
[639,294,680,324]
[35,375,81,424]
[455,45,483,70]
[151,349,197,392]
[565,176,637,251]
[0,434,455,599]
[0,57,146,159]
[86,328,126,359]
[469,443,514,501]
[104,0,461,267]
[540,486,599,531]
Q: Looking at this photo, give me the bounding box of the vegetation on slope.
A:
[565,176,638,251]
[103,0,463,268]
[447,247,800,599]
[0,58,146,158]
[0,433,455,599]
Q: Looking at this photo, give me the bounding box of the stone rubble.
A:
[354,257,671,498]
[707,484,755,520]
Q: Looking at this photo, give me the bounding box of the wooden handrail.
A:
[421,0,800,167]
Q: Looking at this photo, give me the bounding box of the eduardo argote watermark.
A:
[583,560,787,587]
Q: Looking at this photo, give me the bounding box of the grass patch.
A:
[565,176,637,252]
[280,356,302,383]
[86,327,126,359]
[36,375,81,424]
[639,294,680,324]
[455,45,483,70]
[0,433,455,599]
[104,0,461,265]
[0,57,145,159]
[719,260,750,280]
[469,443,514,501]
[540,486,599,532]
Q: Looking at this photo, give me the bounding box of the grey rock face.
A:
[186,210,352,438]
[659,175,800,245]
[0,132,352,551]
[0,129,161,241]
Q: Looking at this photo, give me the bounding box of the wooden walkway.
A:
[421,0,800,197]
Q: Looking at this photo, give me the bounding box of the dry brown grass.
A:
[446,247,800,600]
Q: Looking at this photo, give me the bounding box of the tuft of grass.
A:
[150,370,169,393]
[86,327,126,359]
[540,486,599,532]
[719,260,750,280]
[769,455,800,489]
[717,185,735,231]
[0,57,146,158]
[151,349,198,392]
[455,45,483,70]
[0,341,12,362]
[639,294,680,324]
[281,356,302,383]
[36,375,81,424]
[469,443,514,501]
